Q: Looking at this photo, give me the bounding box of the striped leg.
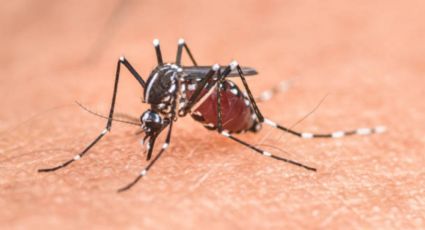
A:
[118,121,173,192]
[216,63,315,171]
[220,131,316,171]
[263,118,386,139]
[230,60,386,139]
[38,57,145,172]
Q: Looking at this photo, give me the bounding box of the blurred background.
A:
[1,0,424,229]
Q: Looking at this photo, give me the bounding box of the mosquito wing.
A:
[182,66,258,80]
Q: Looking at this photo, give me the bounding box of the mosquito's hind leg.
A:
[38,57,145,172]
[263,118,386,139]
[214,63,315,171]
[228,60,386,139]
[220,131,316,171]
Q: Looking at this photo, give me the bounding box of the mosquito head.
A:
[140,109,164,134]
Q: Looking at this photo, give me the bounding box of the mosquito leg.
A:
[215,62,254,131]
[117,121,173,192]
[175,38,198,66]
[263,118,387,139]
[153,39,164,65]
[220,132,316,171]
[179,64,220,116]
[217,63,315,171]
[229,61,265,122]
[38,57,145,172]
[216,69,225,132]
[229,60,386,139]
[117,56,146,88]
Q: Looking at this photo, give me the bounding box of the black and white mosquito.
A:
[38,39,386,192]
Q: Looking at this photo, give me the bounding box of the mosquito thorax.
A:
[144,64,183,115]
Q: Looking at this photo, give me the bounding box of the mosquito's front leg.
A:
[38,57,145,172]
[117,121,174,192]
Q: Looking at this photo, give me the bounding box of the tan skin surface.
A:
[1,0,425,229]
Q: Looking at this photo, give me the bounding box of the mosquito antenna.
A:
[290,93,329,130]
[276,93,328,143]
[114,112,140,123]
[75,101,141,126]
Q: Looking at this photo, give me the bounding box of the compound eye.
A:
[141,110,162,124]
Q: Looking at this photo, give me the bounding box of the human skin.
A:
[0,0,424,229]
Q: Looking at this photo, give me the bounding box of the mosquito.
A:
[38,39,386,192]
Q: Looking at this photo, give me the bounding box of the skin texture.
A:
[1,0,424,229]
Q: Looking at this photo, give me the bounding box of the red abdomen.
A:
[188,81,257,133]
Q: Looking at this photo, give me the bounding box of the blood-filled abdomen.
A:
[187,80,258,133]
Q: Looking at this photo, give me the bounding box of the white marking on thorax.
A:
[145,72,159,103]
[168,84,176,94]
[180,83,186,93]
[162,95,171,102]
[179,101,186,110]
